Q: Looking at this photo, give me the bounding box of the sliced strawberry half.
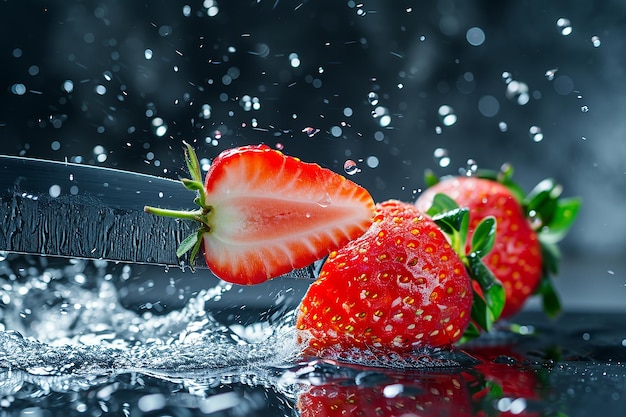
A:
[145,143,375,285]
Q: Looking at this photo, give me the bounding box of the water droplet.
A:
[545,68,558,81]
[591,35,601,47]
[366,155,379,168]
[433,148,450,167]
[506,80,530,105]
[289,52,301,68]
[438,105,457,126]
[557,18,572,36]
[465,27,485,46]
[529,125,544,142]
[464,159,478,176]
[316,193,332,208]
[343,160,360,175]
[383,384,404,398]
[48,184,61,198]
[302,127,320,137]
[330,126,342,137]
[367,92,379,106]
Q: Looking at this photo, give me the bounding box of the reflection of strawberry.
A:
[145,143,375,285]
[296,200,473,355]
[466,344,541,417]
[416,168,580,318]
[297,372,474,417]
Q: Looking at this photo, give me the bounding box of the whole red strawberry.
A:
[415,166,580,319]
[296,200,473,356]
[145,142,375,285]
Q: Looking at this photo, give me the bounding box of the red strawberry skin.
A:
[296,200,473,355]
[415,176,542,318]
[202,145,375,285]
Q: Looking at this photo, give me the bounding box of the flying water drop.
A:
[438,105,457,126]
[557,18,572,36]
[343,160,360,175]
[529,125,544,142]
[591,36,601,47]
[367,92,379,106]
[302,127,320,137]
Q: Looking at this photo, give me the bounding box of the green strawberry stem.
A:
[428,194,505,338]
[143,141,212,267]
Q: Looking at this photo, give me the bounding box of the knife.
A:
[0,155,321,280]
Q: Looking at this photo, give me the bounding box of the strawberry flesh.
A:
[203,145,375,285]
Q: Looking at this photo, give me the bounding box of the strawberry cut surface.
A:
[202,145,375,285]
[144,143,375,285]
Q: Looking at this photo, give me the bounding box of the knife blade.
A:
[0,155,321,280]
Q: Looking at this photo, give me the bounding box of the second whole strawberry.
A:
[296,200,475,356]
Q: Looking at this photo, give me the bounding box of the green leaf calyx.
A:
[144,141,212,268]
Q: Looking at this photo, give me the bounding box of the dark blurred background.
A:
[1,0,625,312]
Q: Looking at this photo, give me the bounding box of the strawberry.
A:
[144,142,375,285]
[297,371,474,417]
[296,200,476,356]
[415,165,580,319]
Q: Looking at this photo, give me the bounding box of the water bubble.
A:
[465,27,486,46]
[95,85,107,95]
[366,155,379,168]
[28,65,40,76]
[478,95,500,117]
[239,95,260,111]
[182,5,192,16]
[434,126,442,135]
[501,71,513,84]
[343,107,353,117]
[330,126,342,137]
[49,184,61,198]
[464,159,478,176]
[200,104,212,119]
[367,92,379,106]
[51,140,61,151]
[505,80,530,105]
[557,18,572,36]
[203,0,219,17]
[144,49,153,60]
[438,105,457,126]
[545,68,558,81]
[591,35,601,47]
[343,160,360,175]
[302,127,320,137]
[383,384,404,398]
[11,83,26,95]
[498,121,508,132]
[581,105,589,113]
[316,193,332,208]
[433,148,450,167]
[151,118,168,137]
[529,125,544,142]
[289,53,300,68]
